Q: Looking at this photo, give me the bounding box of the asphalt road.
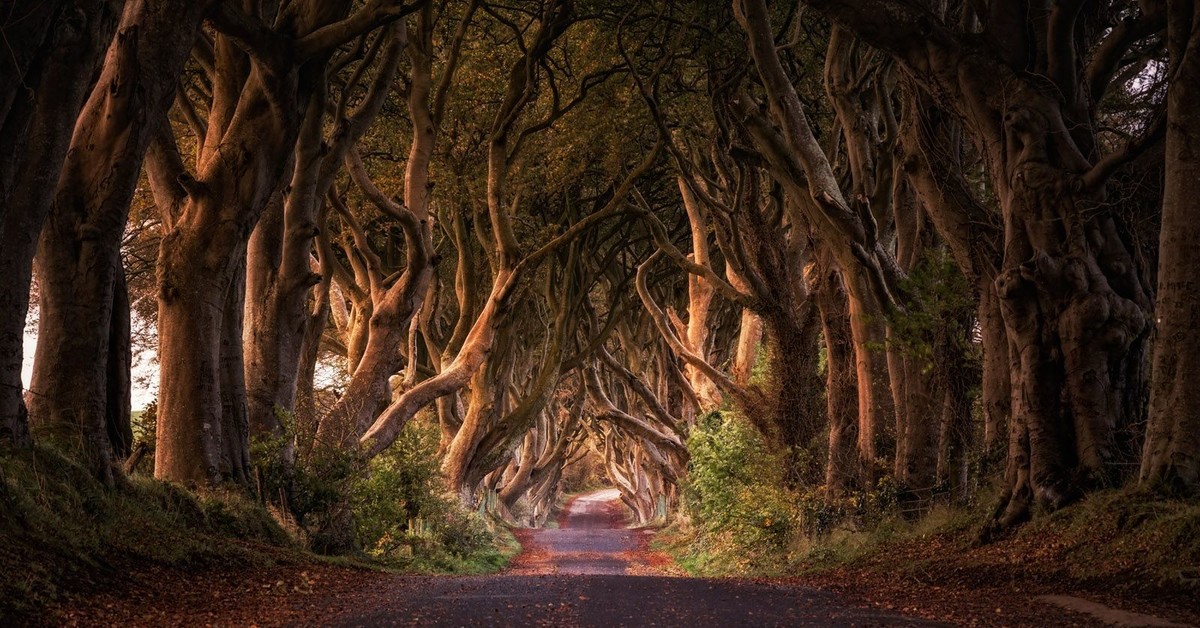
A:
[318,489,940,627]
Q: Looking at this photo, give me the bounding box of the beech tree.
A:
[794,0,1166,525]
[146,0,423,485]
[1141,0,1200,495]
[0,1,122,449]
[25,1,214,485]
[357,0,664,463]
[6,0,1197,551]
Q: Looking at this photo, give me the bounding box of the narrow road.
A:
[507,488,649,575]
[323,489,940,627]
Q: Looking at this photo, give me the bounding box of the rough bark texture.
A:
[28,0,208,483]
[1140,0,1200,495]
[0,0,121,448]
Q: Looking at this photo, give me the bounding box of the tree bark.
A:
[1140,0,1200,495]
[800,0,1157,525]
[28,0,210,484]
[220,259,252,484]
[0,0,121,448]
[154,0,391,484]
[678,176,722,409]
[815,251,859,496]
[106,264,133,459]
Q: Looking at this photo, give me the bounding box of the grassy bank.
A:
[0,441,519,621]
[0,445,303,618]
[658,485,1200,618]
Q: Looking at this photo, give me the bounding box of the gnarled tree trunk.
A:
[29,0,210,483]
[0,0,121,448]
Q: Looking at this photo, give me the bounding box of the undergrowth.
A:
[0,417,521,619]
[667,410,903,576]
[250,412,518,573]
[0,444,297,618]
[664,441,1200,594]
[351,419,519,573]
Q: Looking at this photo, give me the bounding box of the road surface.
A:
[319,488,938,627]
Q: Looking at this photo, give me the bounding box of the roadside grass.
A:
[782,487,1200,590]
[658,483,1200,597]
[0,442,522,620]
[0,444,306,618]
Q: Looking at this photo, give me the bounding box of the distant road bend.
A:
[320,488,938,627]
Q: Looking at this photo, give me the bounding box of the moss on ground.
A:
[660,485,1200,597]
[0,445,307,618]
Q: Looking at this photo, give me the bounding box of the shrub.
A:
[680,411,799,572]
[351,420,504,572]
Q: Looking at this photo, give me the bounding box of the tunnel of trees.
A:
[1,0,1197,562]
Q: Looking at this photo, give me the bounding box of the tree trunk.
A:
[156,261,229,485]
[106,264,133,459]
[153,0,374,485]
[890,346,939,498]
[764,304,826,484]
[1140,0,1200,495]
[798,0,1156,529]
[678,176,722,409]
[978,281,1011,460]
[990,98,1152,525]
[848,288,894,477]
[815,256,859,496]
[0,0,121,448]
[935,312,977,500]
[244,195,297,442]
[28,0,210,483]
[220,259,251,484]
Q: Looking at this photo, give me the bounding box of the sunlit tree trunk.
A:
[29,0,210,483]
[153,0,411,484]
[815,250,859,496]
[0,0,121,448]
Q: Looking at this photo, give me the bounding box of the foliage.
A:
[250,414,515,573]
[886,249,978,367]
[352,420,517,573]
[795,476,902,537]
[676,411,799,574]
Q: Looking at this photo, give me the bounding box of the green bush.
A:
[796,475,902,537]
[351,420,509,572]
[679,411,799,573]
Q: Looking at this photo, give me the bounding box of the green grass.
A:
[660,483,1200,600]
[0,444,305,618]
